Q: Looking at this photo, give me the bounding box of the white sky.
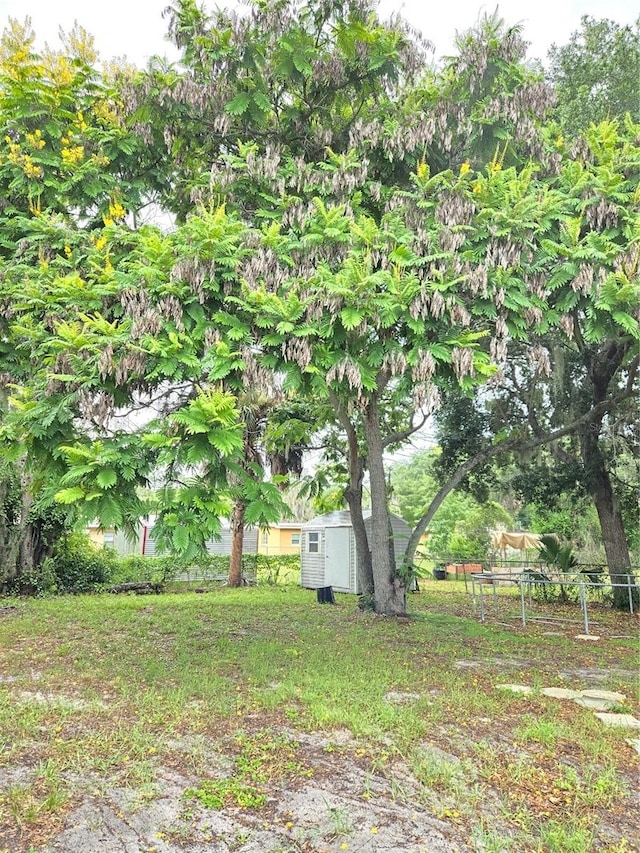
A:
[1,0,638,68]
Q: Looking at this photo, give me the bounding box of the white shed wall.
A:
[300,511,411,595]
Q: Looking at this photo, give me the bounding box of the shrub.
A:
[50,532,119,592]
[254,554,300,586]
[108,554,180,585]
[8,531,119,595]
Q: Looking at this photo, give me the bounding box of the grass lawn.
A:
[0,580,638,853]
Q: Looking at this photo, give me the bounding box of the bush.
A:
[108,554,180,585]
[8,532,119,595]
[50,532,119,592]
[106,552,300,587]
[254,554,300,586]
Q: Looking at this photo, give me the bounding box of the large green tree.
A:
[123,3,560,611]
[548,16,640,135]
[0,19,148,585]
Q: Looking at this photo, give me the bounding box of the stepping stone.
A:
[594,713,640,729]
[581,689,626,702]
[575,634,600,641]
[384,691,421,704]
[573,689,627,711]
[541,687,581,700]
[574,696,619,711]
[496,684,533,694]
[626,739,640,754]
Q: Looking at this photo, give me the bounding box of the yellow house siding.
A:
[257,525,302,555]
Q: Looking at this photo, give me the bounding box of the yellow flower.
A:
[556,134,564,148]
[23,156,43,179]
[459,161,470,175]
[95,235,107,251]
[7,142,22,165]
[64,244,72,258]
[371,827,378,834]
[472,182,483,194]
[416,160,429,180]
[61,145,84,165]
[490,162,502,173]
[102,215,115,227]
[26,130,45,150]
[108,200,126,220]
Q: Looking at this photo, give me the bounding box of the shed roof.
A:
[302,510,373,529]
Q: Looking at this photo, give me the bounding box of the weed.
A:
[185,730,309,812]
[409,747,468,794]
[471,818,513,852]
[554,764,627,809]
[515,716,563,748]
[537,819,594,853]
[323,799,353,838]
[185,777,266,809]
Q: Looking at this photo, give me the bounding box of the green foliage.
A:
[391,449,513,561]
[8,531,118,595]
[138,0,428,217]
[536,534,578,573]
[185,777,265,810]
[107,552,299,587]
[548,16,640,135]
[2,6,638,612]
[0,18,147,249]
[448,501,512,561]
[107,554,180,585]
[185,730,307,810]
[49,532,119,593]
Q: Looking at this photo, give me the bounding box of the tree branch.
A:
[382,412,429,449]
[403,383,637,565]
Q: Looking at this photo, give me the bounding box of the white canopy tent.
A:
[491,531,545,559]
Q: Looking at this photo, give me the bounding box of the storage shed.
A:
[300,510,411,594]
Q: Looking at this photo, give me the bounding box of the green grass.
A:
[0,582,638,853]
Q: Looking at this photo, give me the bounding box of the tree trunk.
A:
[228,497,246,587]
[363,395,405,616]
[579,343,636,611]
[580,428,634,610]
[0,474,32,589]
[344,484,373,600]
[328,390,373,598]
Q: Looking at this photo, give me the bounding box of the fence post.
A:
[579,583,589,635]
[519,577,526,628]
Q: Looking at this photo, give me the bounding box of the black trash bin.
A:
[317,586,336,604]
[433,566,447,580]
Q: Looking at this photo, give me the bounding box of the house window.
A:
[307,532,319,553]
[291,533,300,545]
[261,531,269,545]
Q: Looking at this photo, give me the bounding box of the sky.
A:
[1,0,638,68]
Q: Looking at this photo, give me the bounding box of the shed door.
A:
[325,527,350,589]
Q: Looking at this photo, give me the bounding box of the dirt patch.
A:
[33,734,471,853]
